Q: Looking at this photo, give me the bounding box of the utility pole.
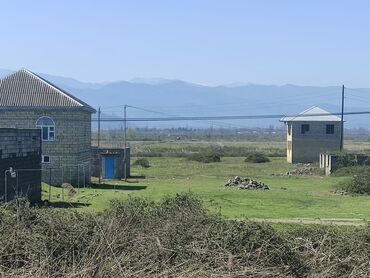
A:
[98,107,101,185]
[123,105,127,181]
[98,107,101,148]
[340,85,345,151]
[124,105,127,148]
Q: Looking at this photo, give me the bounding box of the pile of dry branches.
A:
[0,195,368,277]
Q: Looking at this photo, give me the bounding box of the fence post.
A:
[69,167,72,185]
[48,168,52,201]
[89,162,91,187]
[83,164,86,188]
[77,165,80,192]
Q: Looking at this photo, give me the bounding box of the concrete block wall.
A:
[0,128,41,203]
[320,153,370,176]
[288,121,341,163]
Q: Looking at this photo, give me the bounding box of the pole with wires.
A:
[123,105,127,181]
[124,105,127,148]
[340,85,345,151]
[98,107,101,185]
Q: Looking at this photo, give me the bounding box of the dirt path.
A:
[245,218,368,226]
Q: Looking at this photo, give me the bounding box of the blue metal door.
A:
[104,155,115,179]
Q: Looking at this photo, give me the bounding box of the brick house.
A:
[0,69,96,185]
[280,106,342,163]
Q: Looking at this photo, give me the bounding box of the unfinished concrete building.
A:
[280,106,342,163]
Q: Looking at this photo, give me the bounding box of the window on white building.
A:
[36,117,55,141]
[301,124,310,134]
[326,124,335,134]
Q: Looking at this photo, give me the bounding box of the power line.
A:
[125,104,253,128]
[92,110,370,122]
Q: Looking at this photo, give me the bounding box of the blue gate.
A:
[104,155,115,179]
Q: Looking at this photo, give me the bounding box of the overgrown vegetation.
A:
[332,153,358,170]
[332,165,369,176]
[132,158,151,168]
[126,141,286,158]
[245,151,271,163]
[341,167,370,194]
[0,195,369,277]
[330,152,370,173]
[134,144,285,158]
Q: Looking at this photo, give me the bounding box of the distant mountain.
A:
[129,77,187,85]
[0,68,104,90]
[39,73,104,90]
[1,68,370,128]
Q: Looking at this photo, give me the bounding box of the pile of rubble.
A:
[285,167,313,176]
[273,165,314,176]
[224,176,269,190]
[334,189,348,195]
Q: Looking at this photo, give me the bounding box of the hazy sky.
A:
[1,0,369,86]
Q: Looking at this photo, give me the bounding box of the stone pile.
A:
[224,176,269,190]
[272,166,314,176]
[285,167,313,176]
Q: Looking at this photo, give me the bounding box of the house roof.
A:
[0,69,96,113]
[280,106,342,122]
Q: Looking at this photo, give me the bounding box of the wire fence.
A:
[2,162,93,203]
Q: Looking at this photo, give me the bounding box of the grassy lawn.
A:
[43,156,370,220]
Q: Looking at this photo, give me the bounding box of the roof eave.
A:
[0,106,96,113]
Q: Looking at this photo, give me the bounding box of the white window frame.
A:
[36,116,55,141]
[42,155,51,164]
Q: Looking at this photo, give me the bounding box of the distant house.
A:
[280,106,342,163]
[0,69,96,185]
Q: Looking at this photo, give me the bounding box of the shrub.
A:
[331,165,369,177]
[342,167,370,194]
[244,152,270,163]
[188,152,221,163]
[132,158,151,168]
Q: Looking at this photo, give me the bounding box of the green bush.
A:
[342,167,370,194]
[332,165,369,177]
[188,152,221,163]
[132,158,151,168]
[244,152,270,163]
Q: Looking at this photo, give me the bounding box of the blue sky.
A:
[1,0,369,86]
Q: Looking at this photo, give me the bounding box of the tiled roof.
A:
[0,69,96,113]
[280,106,342,122]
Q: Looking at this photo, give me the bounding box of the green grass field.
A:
[43,155,370,221]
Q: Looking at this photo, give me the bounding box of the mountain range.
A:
[1,69,369,129]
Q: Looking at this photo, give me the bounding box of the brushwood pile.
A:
[0,195,369,277]
[224,176,269,190]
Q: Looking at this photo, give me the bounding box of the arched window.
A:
[36,116,55,141]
